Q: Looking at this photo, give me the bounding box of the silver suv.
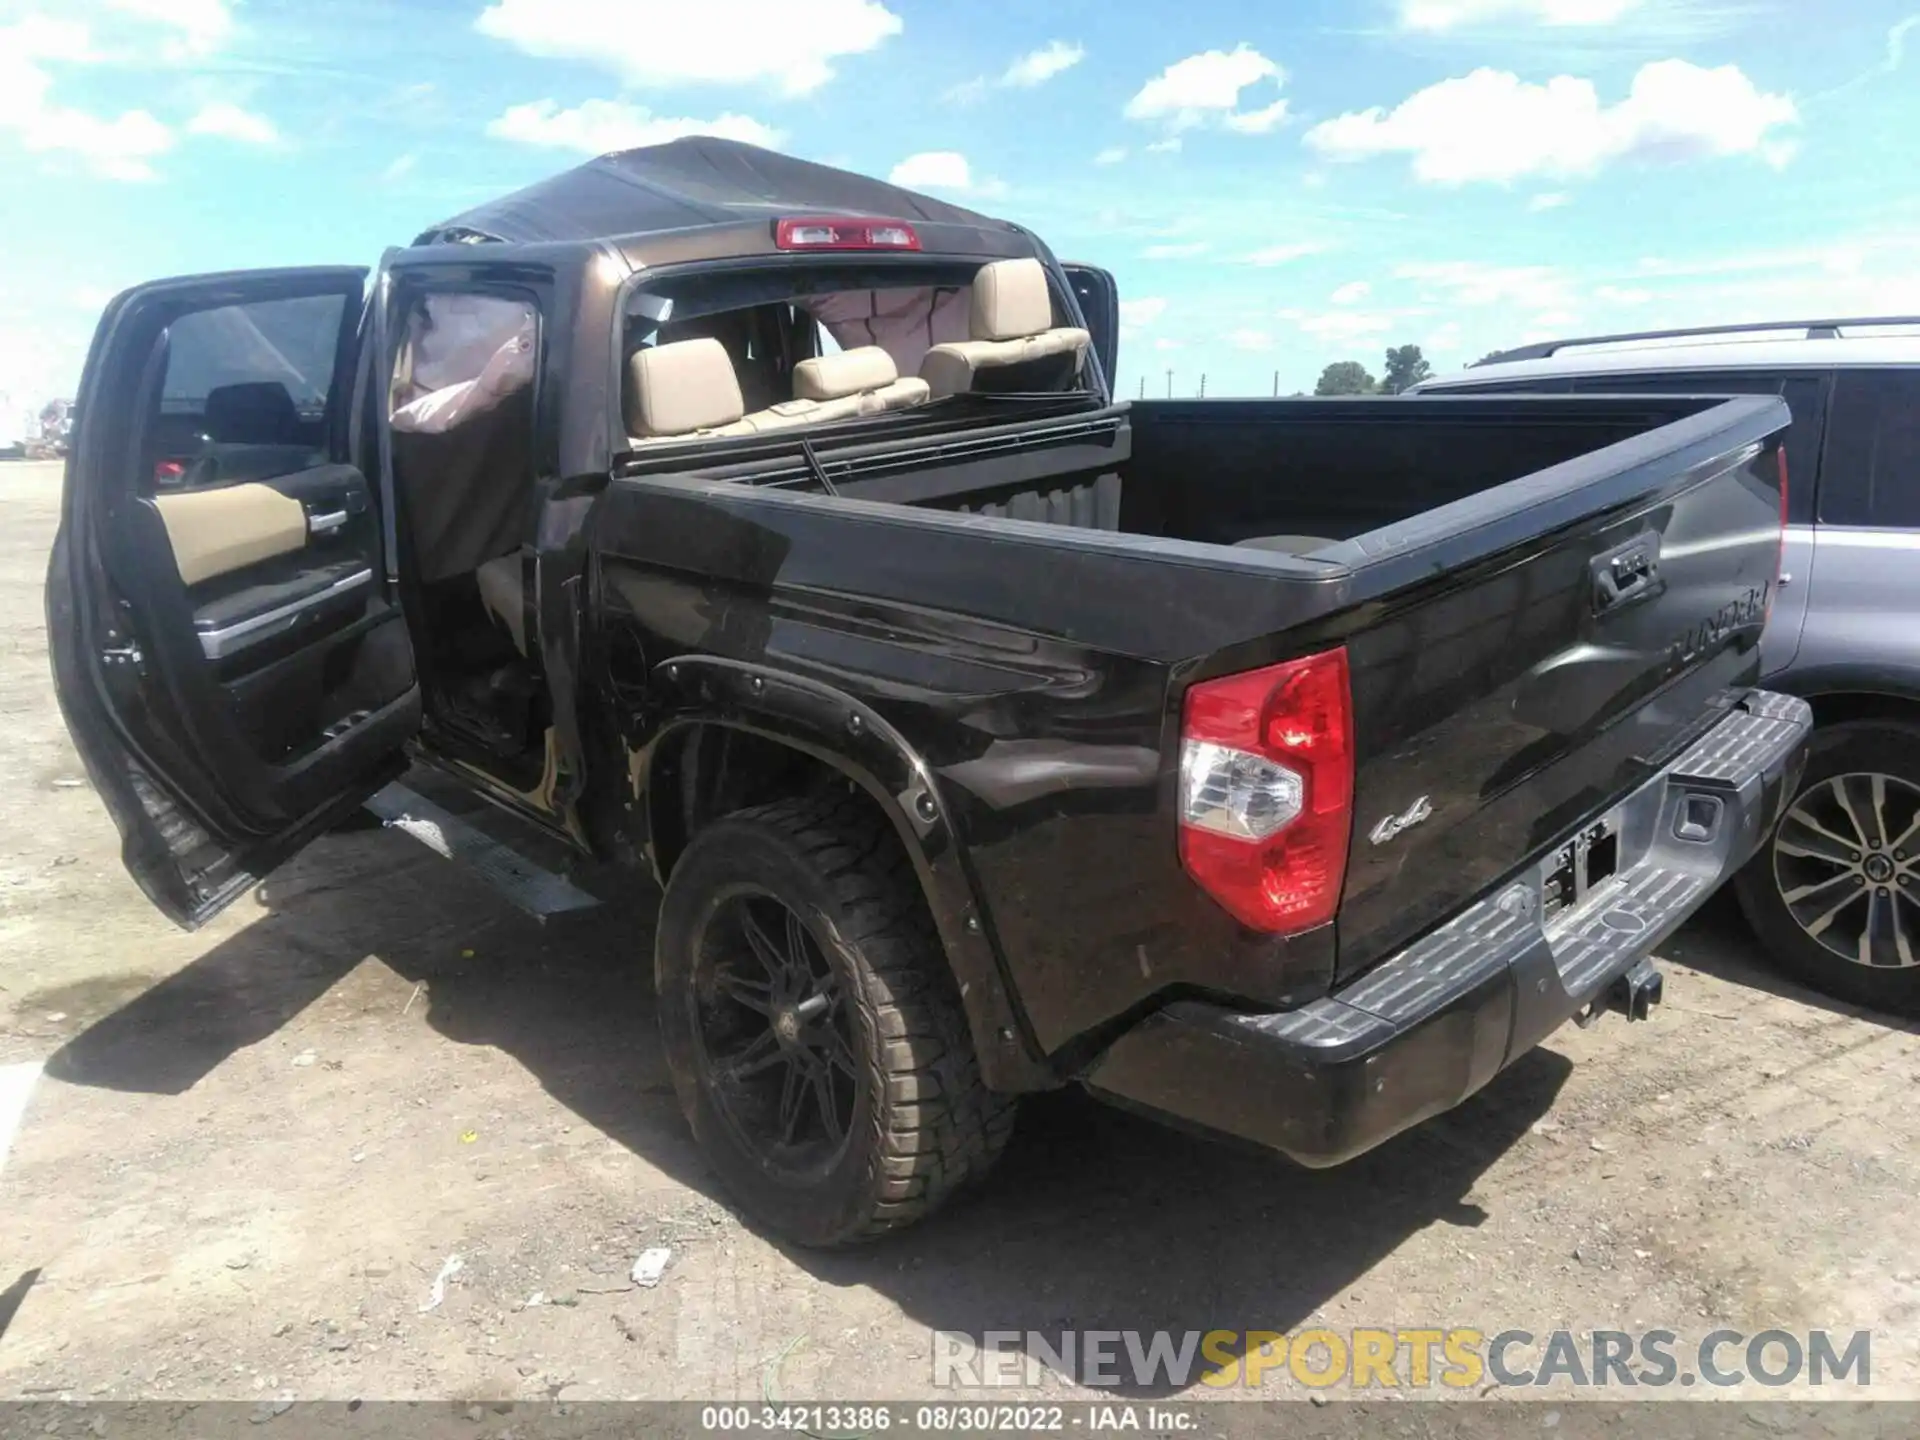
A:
[1420,317,1920,1013]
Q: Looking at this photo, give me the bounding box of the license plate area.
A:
[1542,812,1622,928]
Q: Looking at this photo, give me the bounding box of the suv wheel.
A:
[1734,719,1920,1014]
[655,792,1016,1246]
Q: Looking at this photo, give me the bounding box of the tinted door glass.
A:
[1817,370,1920,529]
[154,293,348,490]
[1572,370,1824,523]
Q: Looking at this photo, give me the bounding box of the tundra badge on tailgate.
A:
[1368,795,1434,846]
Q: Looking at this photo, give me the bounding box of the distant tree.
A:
[1381,344,1433,394]
[1314,361,1377,396]
[1470,349,1504,367]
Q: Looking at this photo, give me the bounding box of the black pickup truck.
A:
[49,138,1810,1246]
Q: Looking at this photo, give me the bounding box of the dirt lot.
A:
[2,457,1917,1407]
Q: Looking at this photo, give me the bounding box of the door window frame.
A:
[1813,365,1920,531]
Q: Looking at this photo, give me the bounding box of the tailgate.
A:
[1334,398,1788,977]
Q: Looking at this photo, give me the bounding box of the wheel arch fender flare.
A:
[634,654,1052,1092]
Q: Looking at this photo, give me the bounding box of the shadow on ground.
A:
[1660,888,1920,1033]
[47,821,1572,1396]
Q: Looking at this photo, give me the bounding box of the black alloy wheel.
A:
[654,792,1016,1246]
[693,889,860,1178]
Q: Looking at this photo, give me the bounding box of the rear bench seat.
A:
[919,258,1091,399]
[783,347,928,424]
[626,337,928,444]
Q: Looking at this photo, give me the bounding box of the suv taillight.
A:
[1178,646,1354,933]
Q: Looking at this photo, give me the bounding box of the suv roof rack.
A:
[1474,316,1920,366]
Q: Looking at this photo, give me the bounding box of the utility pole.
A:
[1272,370,1280,398]
[1165,369,1174,399]
[1198,373,1207,398]
[1137,375,1145,400]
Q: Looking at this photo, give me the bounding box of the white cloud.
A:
[1527,191,1571,211]
[1145,137,1183,154]
[1142,241,1210,259]
[0,18,173,181]
[1002,40,1084,87]
[887,150,1003,195]
[1094,146,1128,165]
[25,107,171,180]
[1243,241,1328,266]
[1395,260,1576,311]
[8,15,93,63]
[381,153,418,183]
[1119,297,1168,327]
[1304,60,1797,184]
[950,41,1085,104]
[1152,337,1184,351]
[1225,98,1290,134]
[1125,45,1289,134]
[104,0,232,57]
[475,0,903,96]
[1331,281,1371,305]
[1398,0,1640,28]
[1594,284,1653,304]
[1281,309,1398,346]
[1885,15,1920,73]
[1228,328,1274,351]
[487,99,782,154]
[186,102,277,146]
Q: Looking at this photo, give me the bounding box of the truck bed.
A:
[590,391,1789,1064]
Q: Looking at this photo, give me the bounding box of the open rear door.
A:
[1062,263,1118,399]
[46,267,420,928]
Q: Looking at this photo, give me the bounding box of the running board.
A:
[364,783,601,922]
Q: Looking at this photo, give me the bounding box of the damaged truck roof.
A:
[415,136,1027,254]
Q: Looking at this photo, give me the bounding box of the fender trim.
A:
[637,655,1054,1092]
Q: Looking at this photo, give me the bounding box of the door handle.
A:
[1591,535,1662,615]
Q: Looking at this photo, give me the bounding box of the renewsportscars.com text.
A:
[932,1328,1872,1391]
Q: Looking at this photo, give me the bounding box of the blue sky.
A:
[2,0,1918,410]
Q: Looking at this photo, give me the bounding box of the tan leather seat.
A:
[918,259,1091,399]
[745,346,930,431]
[625,338,930,447]
[626,337,760,443]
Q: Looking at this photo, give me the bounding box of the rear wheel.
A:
[1734,720,1920,1014]
[655,791,1015,1246]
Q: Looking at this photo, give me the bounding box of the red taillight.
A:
[774,216,921,251]
[1177,646,1354,933]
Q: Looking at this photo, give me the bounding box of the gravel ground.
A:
[2,458,1917,1408]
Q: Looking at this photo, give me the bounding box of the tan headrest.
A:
[793,345,898,401]
[970,258,1054,342]
[626,338,744,437]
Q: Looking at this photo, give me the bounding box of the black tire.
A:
[655,791,1016,1246]
[1734,719,1920,1014]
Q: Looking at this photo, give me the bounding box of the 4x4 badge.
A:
[1368,795,1434,846]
